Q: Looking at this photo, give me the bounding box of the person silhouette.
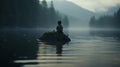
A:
[56,20,63,55]
[56,20,63,33]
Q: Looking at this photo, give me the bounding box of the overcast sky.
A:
[40,0,120,12]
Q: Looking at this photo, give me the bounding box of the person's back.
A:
[56,21,63,33]
[56,21,63,55]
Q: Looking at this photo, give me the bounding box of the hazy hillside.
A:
[47,1,119,28]
[53,1,94,28]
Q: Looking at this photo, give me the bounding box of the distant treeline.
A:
[89,8,120,29]
[89,8,120,38]
[0,0,69,28]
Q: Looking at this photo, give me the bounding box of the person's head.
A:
[58,20,61,25]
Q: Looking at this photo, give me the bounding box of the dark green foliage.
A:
[0,0,41,28]
[39,31,71,45]
[0,0,69,28]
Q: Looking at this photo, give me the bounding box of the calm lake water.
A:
[14,30,120,67]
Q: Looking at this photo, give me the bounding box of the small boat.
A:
[39,31,71,45]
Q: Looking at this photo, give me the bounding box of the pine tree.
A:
[63,16,69,28]
[89,16,96,28]
[41,0,47,8]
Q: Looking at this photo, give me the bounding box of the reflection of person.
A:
[56,20,63,33]
[56,43,63,56]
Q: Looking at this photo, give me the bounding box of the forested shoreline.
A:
[90,8,120,29]
[0,0,69,29]
[89,8,120,39]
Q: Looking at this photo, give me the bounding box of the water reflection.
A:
[15,35,120,67]
[1,30,120,67]
[38,42,66,56]
[36,35,120,67]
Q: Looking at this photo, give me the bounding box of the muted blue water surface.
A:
[14,30,120,67]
